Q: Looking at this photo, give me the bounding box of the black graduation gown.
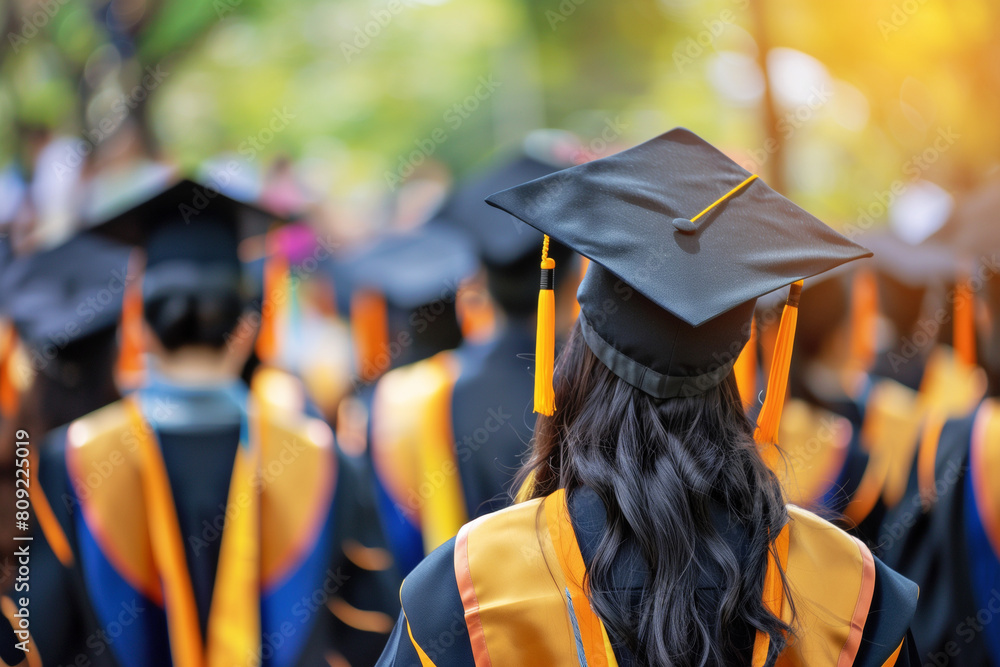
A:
[879,411,998,666]
[377,486,921,666]
[450,320,537,518]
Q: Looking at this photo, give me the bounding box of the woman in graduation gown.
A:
[28,180,399,667]
[378,128,920,667]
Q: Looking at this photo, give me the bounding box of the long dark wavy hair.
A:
[518,320,794,666]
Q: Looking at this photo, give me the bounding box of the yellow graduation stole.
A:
[39,392,338,667]
[129,397,260,667]
[404,489,891,666]
[371,351,468,554]
[845,346,986,524]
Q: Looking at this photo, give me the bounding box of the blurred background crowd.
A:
[2,0,1000,665]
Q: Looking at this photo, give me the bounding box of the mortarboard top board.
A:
[937,175,1000,256]
[0,233,131,351]
[486,127,871,400]
[86,178,285,301]
[342,222,477,310]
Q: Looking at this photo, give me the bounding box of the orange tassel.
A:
[116,251,146,389]
[0,325,21,419]
[954,276,977,368]
[256,235,289,364]
[534,236,557,416]
[849,269,879,372]
[755,281,803,465]
[351,289,390,383]
[734,314,758,412]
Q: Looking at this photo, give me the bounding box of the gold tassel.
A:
[0,325,20,419]
[534,235,557,416]
[954,276,977,368]
[115,251,146,390]
[734,314,758,412]
[755,280,803,467]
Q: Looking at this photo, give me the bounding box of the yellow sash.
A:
[846,347,987,524]
[129,397,260,667]
[371,352,468,554]
[774,400,852,508]
[407,490,881,666]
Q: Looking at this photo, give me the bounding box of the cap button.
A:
[672,218,697,234]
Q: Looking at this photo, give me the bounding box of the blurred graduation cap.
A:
[486,127,870,449]
[343,223,477,382]
[0,232,131,386]
[87,178,284,301]
[440,153,575,315]
[84,177,288,379]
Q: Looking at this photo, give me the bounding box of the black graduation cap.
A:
[0,233,131,350]
[343,222,477,380]
[441,154,575,315]
[486,127,871,404]
[87,178,282,301]
[344,222,477,310]
[442,155,567,266]
[931,174,1000,253]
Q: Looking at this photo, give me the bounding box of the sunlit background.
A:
[2,0,999,246]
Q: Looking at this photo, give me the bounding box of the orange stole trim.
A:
[2,596,40,667]
[970,401,1000,559]
[28,446,74,567]
[342,539,393,571]
[450,499,581,665]
[327,597,394,634]
[454,523,492,667]
[836,537,876,667]
[545,489,616,667]
[403,605,439,667]
[129,399,206,667]
[881,640,904,667]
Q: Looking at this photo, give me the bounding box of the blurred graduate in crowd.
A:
[881,175,1000,666]
[340,223,476,576]
[379,129,920,666]
[764,267,871,523]
[358,138,584,578]
[26,180,398,667]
